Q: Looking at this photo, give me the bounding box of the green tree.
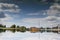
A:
[26,28,30,31]
[17,26,20,32]
[10,24,16,33]
[3,25,6,28]
[0,24,4,28]
[20,26,26,32]
[0,24,6,33]
[10,24,16,28]
[17,26,20,28]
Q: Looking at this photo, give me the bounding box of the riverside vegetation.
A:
[0,24,60,33]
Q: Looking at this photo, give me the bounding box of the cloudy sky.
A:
[0,0,60,40]
[0,0,60,28]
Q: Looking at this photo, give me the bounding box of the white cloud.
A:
[0,14,12,21]
[21,18,40,27]
[21,17,59,27]
[0,14,13,26]
[0,3,20,13]
[19,3,60,27]
[45,3,60,23]
[22,18,40,23]
[27,13,40,16]
[44,16,60,22]
[26,10,46,16]
[47,3,60,16]
[38,3,60,27]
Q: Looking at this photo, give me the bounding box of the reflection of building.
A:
[30,27,39,33]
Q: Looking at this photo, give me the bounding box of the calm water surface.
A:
[0,31,60,40]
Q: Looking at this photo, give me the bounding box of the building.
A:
[30,27,39,33]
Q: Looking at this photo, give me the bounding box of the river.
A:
[0,31,59,40]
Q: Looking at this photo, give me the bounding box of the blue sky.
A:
[0,0,60,40]
[0,0,60,28]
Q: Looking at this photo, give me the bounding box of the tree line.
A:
[0,24,59,33]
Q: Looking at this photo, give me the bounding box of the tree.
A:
[0,24,4,28]
[3,25,6,28]
[17,26,20,32]
[20,26,26,32]
[10,24,16,28]
[17,26,20,28]
[10,24,16,33]
[26,28,30,31]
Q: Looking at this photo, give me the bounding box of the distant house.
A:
[30,27,39,33]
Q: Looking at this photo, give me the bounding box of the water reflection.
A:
[0,29,59,33]
[0,24,60,33]
[0,31,59,40]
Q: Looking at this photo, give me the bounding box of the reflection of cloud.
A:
[0,31,40,40]
[0,31,59,40]
[40,32,59,40]
[22,37,40,40]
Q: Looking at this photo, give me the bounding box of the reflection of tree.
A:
[9,29,16,33]
[10,24,16,33]
[10,25,27,33]
[0,29,6,33]
[0,24,6,33]
[0,24,59,33]
[17,26,20,32]
[46,27,51,32]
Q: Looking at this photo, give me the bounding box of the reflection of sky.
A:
[0,31,59,40]
[0,31,40,40]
